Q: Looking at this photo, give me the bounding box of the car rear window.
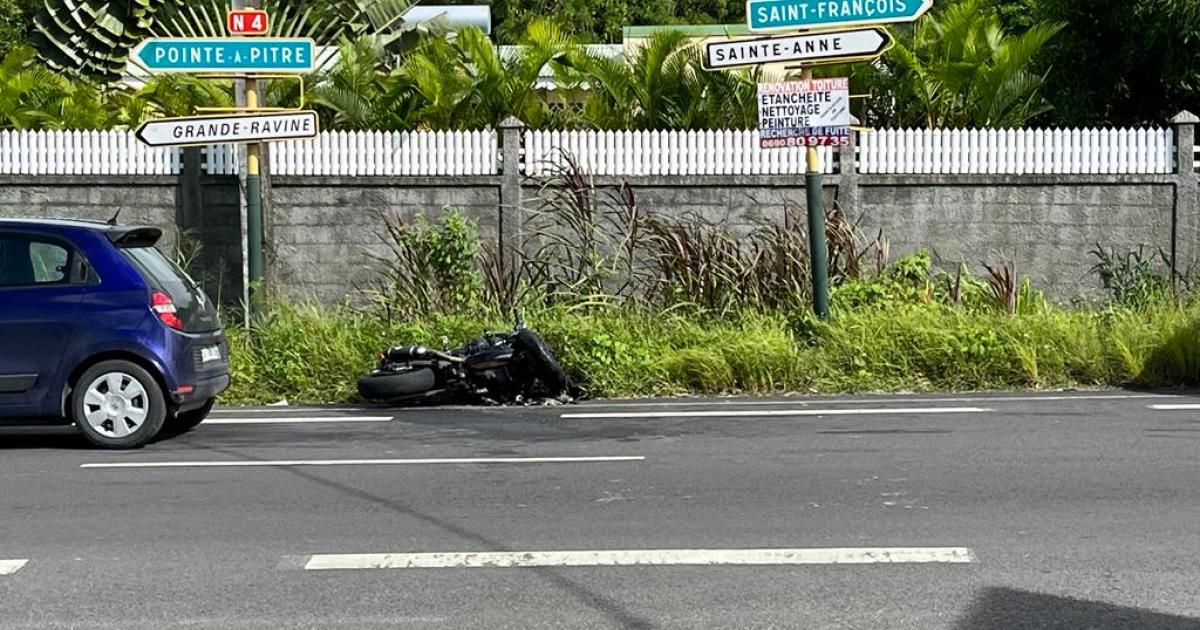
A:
[122,246,221,332]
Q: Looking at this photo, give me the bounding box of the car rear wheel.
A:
[163,398,215,437]
[71,360,166,449]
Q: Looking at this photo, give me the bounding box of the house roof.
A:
[623,24,754,38]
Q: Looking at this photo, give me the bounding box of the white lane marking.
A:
[575,394,1169,409]
[211,408,368,415]
[204,416,393,425]
[81,456,645,469]
[1149,404,1200,410]
[562,406,991,419]
[0,560,28,576]
[305,547,975,570]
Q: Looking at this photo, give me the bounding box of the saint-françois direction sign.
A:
[705,27,892,70]
[135,111,319,147]
[131,37,316,73]
[747,0,932,31]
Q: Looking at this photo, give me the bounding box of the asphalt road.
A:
[3,391,1200,629]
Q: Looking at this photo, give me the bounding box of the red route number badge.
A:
[227,9,270,36]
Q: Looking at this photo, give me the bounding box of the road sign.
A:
[758,78,850,148]
[747,0,933,31]
[131,38,316,74]
[705,27,892,70]
[228,9,270,35]
[135,111,319,147]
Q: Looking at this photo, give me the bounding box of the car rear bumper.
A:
[172,371,230,412]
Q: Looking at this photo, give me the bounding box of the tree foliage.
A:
[1032,0,1200,125]
[0,46,123,129]
[579,30,758,129]
[857,0,1062,128]
[489,0,742,44]
[304,23,760,131]
[29,0,431,81]
[0,0,38,58]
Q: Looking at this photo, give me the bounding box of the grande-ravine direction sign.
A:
[131,37,316,74]
[747,0,932,31]
[705,27,892,70]
[135,111,319,148]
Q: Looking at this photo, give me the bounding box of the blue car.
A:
[0,218,229,448]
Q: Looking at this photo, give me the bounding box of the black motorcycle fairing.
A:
[464,346,515,370]
[358,322,582,404]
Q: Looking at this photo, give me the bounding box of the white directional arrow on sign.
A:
[704,27,892,70]
[135,111,319,147]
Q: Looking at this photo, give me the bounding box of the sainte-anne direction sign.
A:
[135,111,319,147]
[747,0,932,31]
[131,37,316,73]
[705,27,892,70]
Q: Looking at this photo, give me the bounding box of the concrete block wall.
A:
[268,177,502,304]
[854,176,1178,296]
[573,175,841,231]
[0,174,243,303]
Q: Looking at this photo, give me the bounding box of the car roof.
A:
[0,218,163,248]
[0,217,114,231]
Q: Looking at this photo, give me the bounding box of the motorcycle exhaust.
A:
[385,345,465,364]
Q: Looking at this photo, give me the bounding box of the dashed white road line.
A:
[1148,404,1200,411]
[204,416,394,425]
[304,547,975,570]
[211,408,365,415]
[80,455,645,469]
[562,406,991,419]
[0,559,28,576]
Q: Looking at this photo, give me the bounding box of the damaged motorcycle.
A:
[357,317,584,405]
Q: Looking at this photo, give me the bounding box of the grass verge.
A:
[222,300,1200,405]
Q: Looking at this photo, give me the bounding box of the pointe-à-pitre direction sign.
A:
[131,37,316,73]
[135,111,319,147]
[747,0,933,31]
[705,27,892,69]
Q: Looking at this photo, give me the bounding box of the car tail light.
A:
[151,291,184,330]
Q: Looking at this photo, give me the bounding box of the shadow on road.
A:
[0,426,91,450]
[956,587,1200,629]
[190,440,659,630]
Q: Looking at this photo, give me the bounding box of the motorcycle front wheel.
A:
[357,367,437,401]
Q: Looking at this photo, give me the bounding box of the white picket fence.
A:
[524,129,837,176]
[0,130,241,175]
[0,127,1186,177]
[269,130,498,176]
[859,128,1175,174]
[0,129,496,177]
